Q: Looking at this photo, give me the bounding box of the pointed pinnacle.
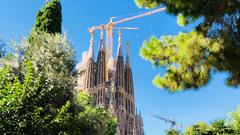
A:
[117,31,123,56]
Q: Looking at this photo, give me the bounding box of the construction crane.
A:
[151,114,182,129]
[88,7,166,58]
[87,7,166,81]
[88,7,166,31]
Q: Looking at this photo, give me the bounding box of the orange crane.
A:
[87,7,166,80]
[87,7,166,31]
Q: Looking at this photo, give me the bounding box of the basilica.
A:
[75,30,144,135]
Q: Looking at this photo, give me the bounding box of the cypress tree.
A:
[29,0,62,44]
[34,0,62,34]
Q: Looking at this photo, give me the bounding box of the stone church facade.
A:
[75,30,144,135]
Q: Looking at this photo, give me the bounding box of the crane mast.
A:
[87,7,166,81]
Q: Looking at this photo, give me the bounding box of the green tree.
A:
[0,34,117,135]
[74,92,118,135]
[24,31,75,106]
[185,122,211,135]
[135,0,239,28]
[208,119,234,135]
[29,0,62,45]
[166,129,182,135]
[0,0,117,134]
[183,119,235,135]
[229,107,240,134]
[140,31,219,91]
[0,62,74,134]
[0,62,117,135]
[34,0,62,34]
[135,0,240,91]
[169,107,240,135]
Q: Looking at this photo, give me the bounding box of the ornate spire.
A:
[117,31,123,56]
[96,25,106,85]
[88,31,94,59]
[125,41,134,96]
[83,30,96,89]
[125,42,131,68]
[115,30,125,88]
[106,23,114,59]
[99,25,105,51]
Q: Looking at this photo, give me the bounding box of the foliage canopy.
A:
[140,31,240,91]
[34,0,62,34]
[165,107,240,135]
[0,62,74,134]
[135,0,240,91]
[1,0,117,134]
[0,32,117,135]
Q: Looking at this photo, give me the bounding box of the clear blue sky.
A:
[0,1,240,135]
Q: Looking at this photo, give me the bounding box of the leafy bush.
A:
[0,32,117,135]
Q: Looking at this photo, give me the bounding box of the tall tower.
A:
[84,31,95,89]
[96,27,106,85]
[115,31,125,108]
[125,42,134,115]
